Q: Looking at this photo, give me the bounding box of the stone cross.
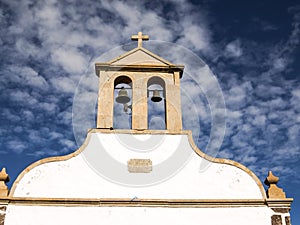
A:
[131,32,149,48]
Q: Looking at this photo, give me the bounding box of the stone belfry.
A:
[95,31,183,132]
[0,32,293,225]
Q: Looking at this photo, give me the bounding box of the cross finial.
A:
[131,32,149,48]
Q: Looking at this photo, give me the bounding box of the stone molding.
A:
[271,208,290,213]
[0,197,293,208]
[95,64,184,76]
[266,199,293,208]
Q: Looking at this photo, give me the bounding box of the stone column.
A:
[97,71,114,128]
[132,76,148,130]
[165,72,182,132]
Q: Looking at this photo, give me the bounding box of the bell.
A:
[116,89,130,104]
[151,89,162,102]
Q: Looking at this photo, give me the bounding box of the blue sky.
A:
[0,0,299,222]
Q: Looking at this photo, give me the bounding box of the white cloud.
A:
[49,131,64,140]
[8,66,48,90]
[51,47,88,74]
[27,150,47,157]
[268,97,288,110]
[226,86,246,108]
[50,76,78,94]
[28,130,45,143]
[251,114,267,127]
[15,39,40,58]
[291,89,300,111]
[35,0,62,29]
[59,139,76,149]
[1,109,21,122]
[57,110,72,125]
[287,124,300,141]
[39,102,57,113]
[177,23,210,51]
[9,91,34,103]
[6,140,26,154]
[13,126,23,133]
[22,110,34,122]
[225,39,243,58]
[272,58,287,71]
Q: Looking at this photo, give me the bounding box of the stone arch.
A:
[147,76,166,130]
[114,75,133,88]
[113,75,133,129]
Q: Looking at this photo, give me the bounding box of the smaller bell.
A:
[116,88,130,104]
[151,89,162,102]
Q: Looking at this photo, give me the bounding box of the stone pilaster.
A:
[270,208,292,225]
[97,71,114,129]
[285,216,291,225]
[271,215,282,225]
[265,171,292,225]
[0,206,6,225]
[132,76,148,130]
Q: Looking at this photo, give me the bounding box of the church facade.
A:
[0,32,293,225]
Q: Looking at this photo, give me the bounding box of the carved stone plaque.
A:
[127,159,152,173]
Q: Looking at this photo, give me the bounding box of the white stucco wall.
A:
[4,205,273,225]
[12,133,264,199]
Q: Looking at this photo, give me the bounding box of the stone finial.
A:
[0,168,9,197]
[264,171,286,199]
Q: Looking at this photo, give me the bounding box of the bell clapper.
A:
[123,103,132,113]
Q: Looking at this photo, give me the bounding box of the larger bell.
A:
[116,89,130,104]
[151,89,162,102]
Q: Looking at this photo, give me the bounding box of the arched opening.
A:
[147,77,166,130]
[113,76,132,129]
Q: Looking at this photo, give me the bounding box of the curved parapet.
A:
[10,129,266,199]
